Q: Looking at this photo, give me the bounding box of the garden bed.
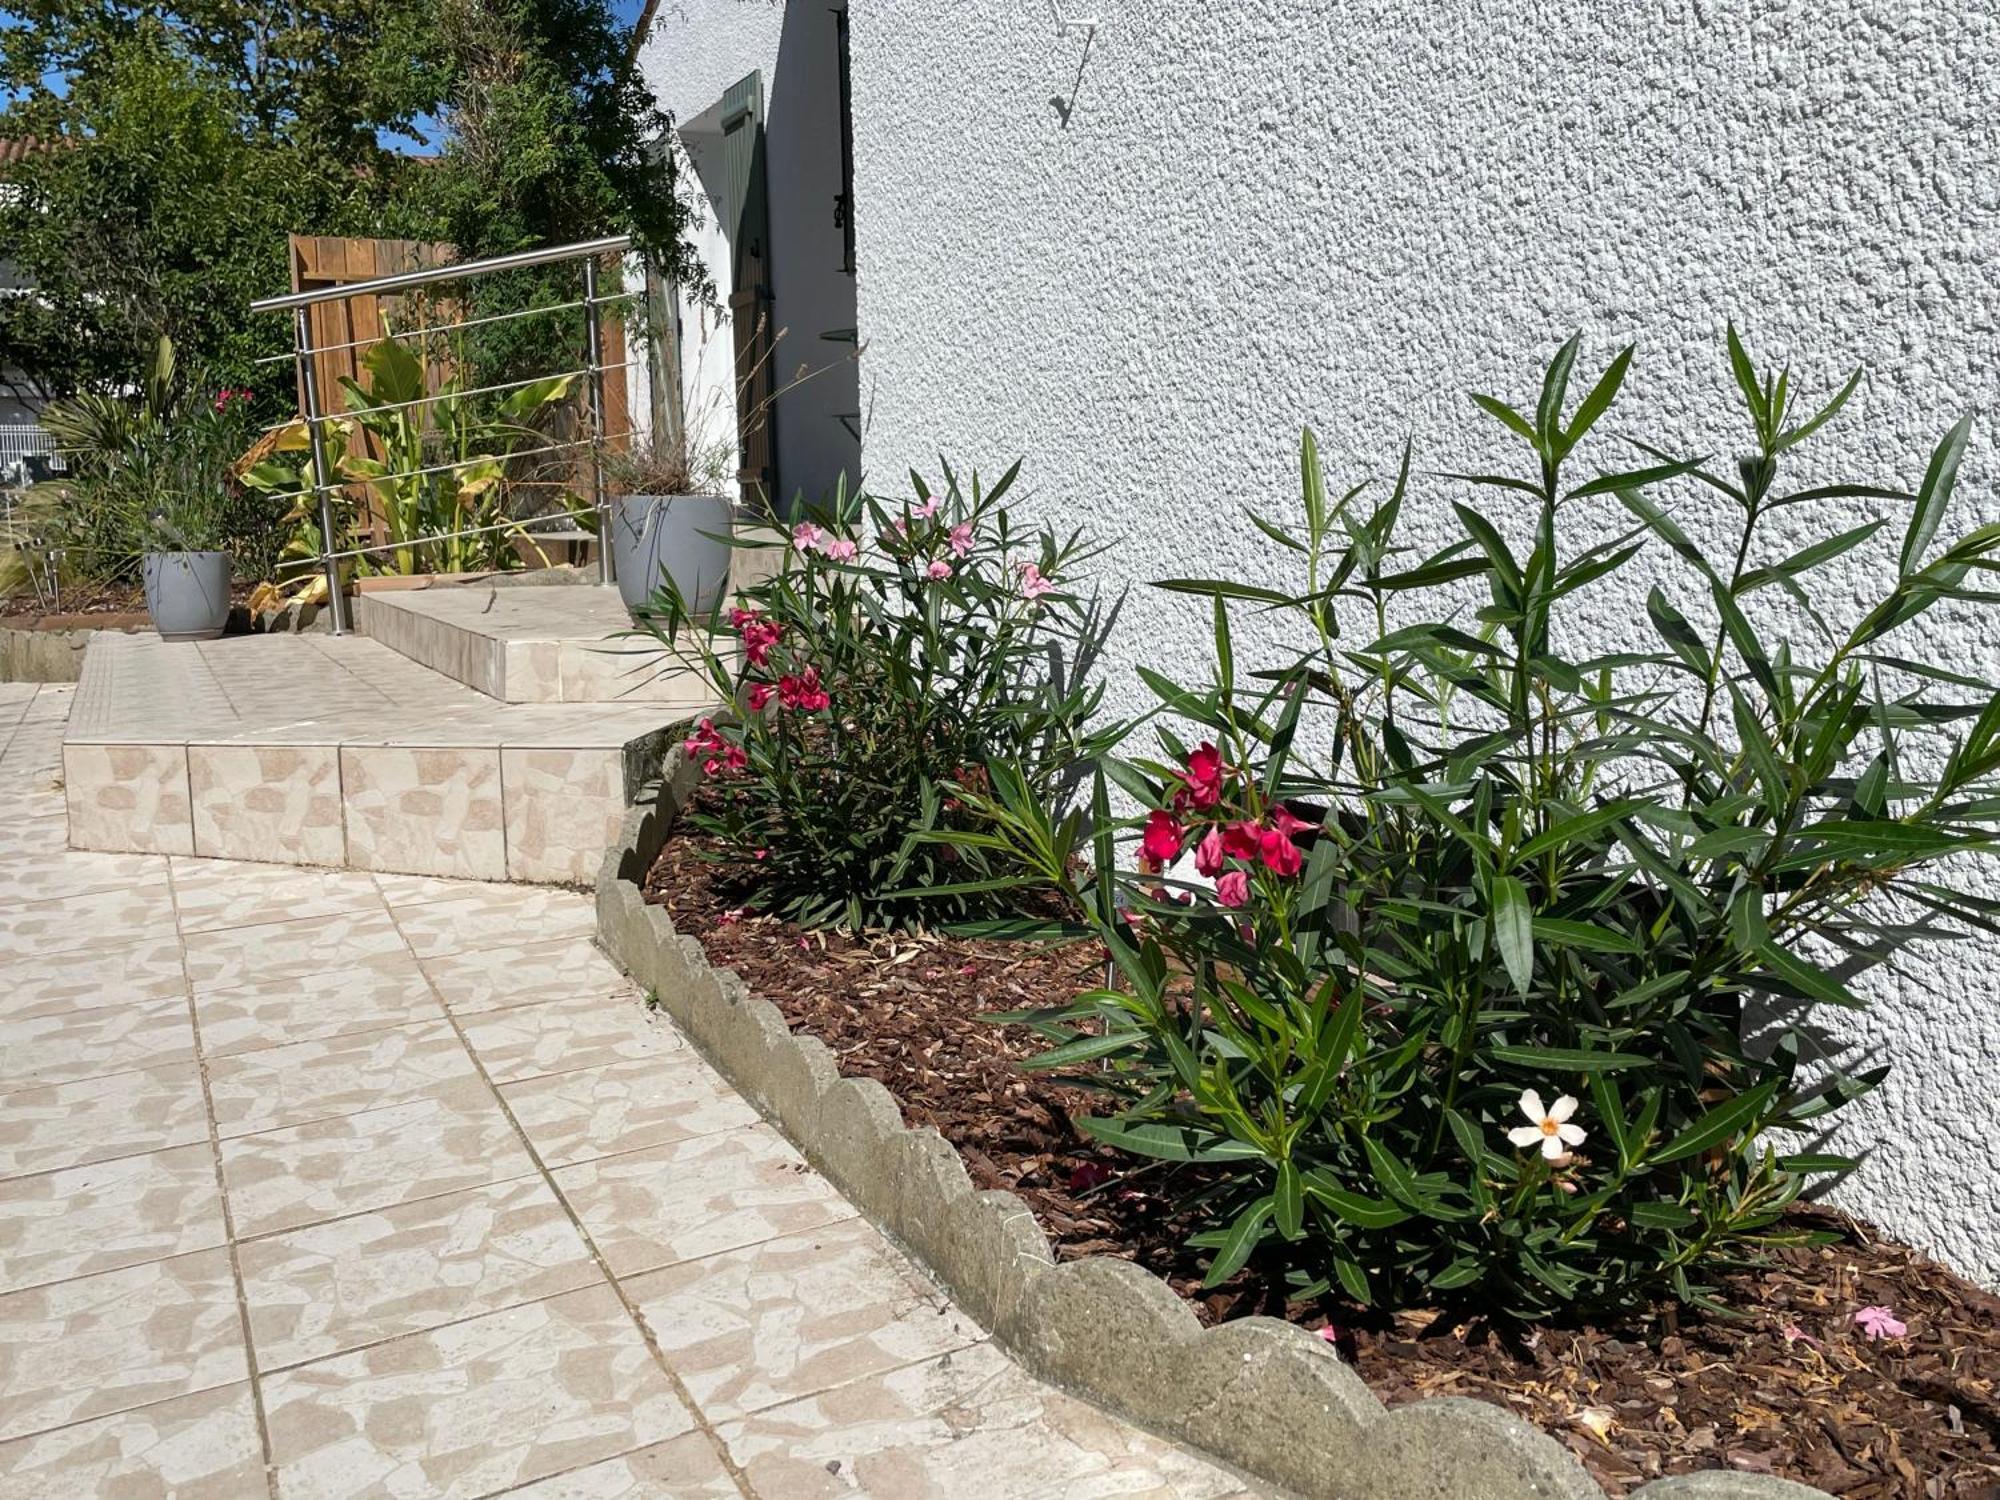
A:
[646,822,2000,1498]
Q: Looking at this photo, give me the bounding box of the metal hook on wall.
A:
[1048,0,1099,128]
[1049,0,1098,43]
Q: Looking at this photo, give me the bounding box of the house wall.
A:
[841,0,2000,1287]
[645,1,2000,1284]
[638,0,860,511]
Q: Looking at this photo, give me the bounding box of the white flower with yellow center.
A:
[1506,1089,1585,1161]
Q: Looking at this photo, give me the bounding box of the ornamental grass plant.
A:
[1002,332,2000,1318]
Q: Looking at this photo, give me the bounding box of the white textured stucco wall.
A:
[656,0,2000,1284]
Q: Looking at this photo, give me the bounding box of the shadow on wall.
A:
[761,0,862,513]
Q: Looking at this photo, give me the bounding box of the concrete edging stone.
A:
[593,743,1835,1500]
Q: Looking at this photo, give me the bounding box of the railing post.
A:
[582,256,614,588]
[293,307,349,635]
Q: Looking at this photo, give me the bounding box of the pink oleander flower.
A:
[1222,820,1261,861]
[1140,809,1183,865]
[1506,1089,1586,1161]
[1268,804,1314,839]
[1852,1305,1907,1341]
[1258,823,1303,877]
[791,521,824,553]
[926,559,953,580]
[1019,562,1056,601]
[947,522,974,558]
[890,514,910,535]
[1193,825,1227,878]
[740,619,782,668]
[1215,870,1250,908]
[683,718,726,756]
[746,682,775,712]
[820,536,859,563]
[913,495,942,520]
[778,666,830,712]
[1183,744,1227,810]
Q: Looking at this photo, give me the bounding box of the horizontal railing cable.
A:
[247,290,643,367]
[248,235,634,313]
[287,430,633,498]
[249,360,639,434]
[303,505,623,565]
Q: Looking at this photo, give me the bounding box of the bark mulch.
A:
[645,829,2000,1498]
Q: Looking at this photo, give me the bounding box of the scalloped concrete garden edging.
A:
[593,746,1836,1500]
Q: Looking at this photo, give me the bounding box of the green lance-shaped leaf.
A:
[1201,1196,1275,1287]
[1649,1077,1780,1164]
[1900,414,1974,576]
[1488,873,1534,994]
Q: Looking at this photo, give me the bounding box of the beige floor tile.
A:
[0,997,196,1095]
[62,743,195,857]
[262,1283,694,1500]
[0,1381,265,1499]
[171,858,384,933]
[552,1128,854,1279]
[181,907,408,988]
[1,936,189,1018]
[193,950,440,1057]
[458,993,673,1084]
[220,1080,537,1238]
[717,1342,1245,1500]
[189,742,347,866]
[341,745,508,883]
[0,851,170,906]
[0,885,182,961]
[501,747,627,885]
[0,1145,226,1295]
[628,1218,981,1423]
[0,1249,248,1443]
[371,871,511,906]
[393,886,598,959]
[419,936,633,1015]
[0,1062,209,1182]
[207,1019,477,1138]
[494,1432,739,1497]
[501,1055,758,1168]
[240,1177,601,1369]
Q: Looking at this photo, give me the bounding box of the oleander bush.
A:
[643,463,1120,930]
[1013,332,2000,1317]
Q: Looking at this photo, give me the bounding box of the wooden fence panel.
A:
[283,235,639,556]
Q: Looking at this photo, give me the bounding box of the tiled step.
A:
[354,583,718,705]
[61,633,714,884]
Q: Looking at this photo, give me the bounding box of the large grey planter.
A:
[142,551,231,641]
[608,493,733,617]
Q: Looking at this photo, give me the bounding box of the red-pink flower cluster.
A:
[732,608,832,718]
[212,388,253,411]
[1141,742,1311,908]
[731,607,783,669]
[777,666,829,712]
[684,718,747,778]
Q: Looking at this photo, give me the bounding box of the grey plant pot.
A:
[608,494,734,618]
[142,551,232,642]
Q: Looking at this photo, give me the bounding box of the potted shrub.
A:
[32,338,279,641]
[602,430,734,619]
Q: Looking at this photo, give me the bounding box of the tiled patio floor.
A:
[0,682,1254,1499]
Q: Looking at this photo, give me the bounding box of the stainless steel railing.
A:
[248,235,640,635]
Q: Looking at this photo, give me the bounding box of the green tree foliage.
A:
[0,0,688,406]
